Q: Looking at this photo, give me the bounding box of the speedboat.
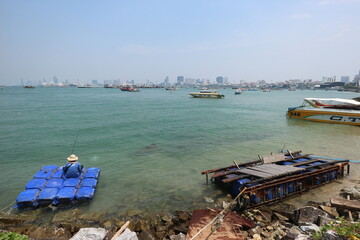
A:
[189,89,224,98]
[287,98,360,125]
[235,89,242,95]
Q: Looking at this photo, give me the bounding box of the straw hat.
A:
[67,154,78,162]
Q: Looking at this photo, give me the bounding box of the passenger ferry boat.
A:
[189,89,224,98]
[202,151,350,210]
[287,98,360,125]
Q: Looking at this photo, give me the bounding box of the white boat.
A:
[287,98,360,125]
[235,89,242,95]
[189,90,225,98]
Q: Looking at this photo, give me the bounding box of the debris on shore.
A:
[0,185,359,240]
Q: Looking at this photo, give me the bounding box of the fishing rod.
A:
[71,130,80,154]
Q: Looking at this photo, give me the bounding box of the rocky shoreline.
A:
[0,185,359,240]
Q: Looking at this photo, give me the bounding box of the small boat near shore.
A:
[202,150,350,210]
[287,98,360,125]
[23,86,35,89]
[189,90,225,98]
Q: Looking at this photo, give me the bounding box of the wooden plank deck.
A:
[237,164,302,178]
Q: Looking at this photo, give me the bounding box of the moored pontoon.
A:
[202,151,350,210]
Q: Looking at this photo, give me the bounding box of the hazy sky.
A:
[1,0,360,85]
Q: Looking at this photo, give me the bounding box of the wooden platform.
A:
[236,164,302,179]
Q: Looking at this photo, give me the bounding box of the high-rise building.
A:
[92,80,98,85]
[185,78,195,85]
[53,76,59,84]
[177,76,184,85]
[216,76,224,84]
[353,70,360,85]
[21,79,24,86]
[340,76,350,84]
[164,76,170,85]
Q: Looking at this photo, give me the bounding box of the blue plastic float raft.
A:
[16,165,100,208]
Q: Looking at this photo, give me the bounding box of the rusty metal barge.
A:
[202,151,350,210]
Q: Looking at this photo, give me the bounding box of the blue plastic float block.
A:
[87,167,100,172]
[45,179,64,188]
[37,188,59,201]
[33,170,54,180]
[63,178,81,187]
[57,187,77,202]
[16,189,40,207]
[25,179,47,189]
[282,162,293,165]
[296,165,308,169]
[231,178,251,196]
[81,178,98,188]
[293,158,308,163]
[84,169,100,179]
[41,165,58,171]
[76,187,95,201]
[52,169,64,178]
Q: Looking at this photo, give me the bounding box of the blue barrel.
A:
[231,178,250,196]
[278,184,285,197]
[250,193,261,204]
[330,171,336,180]
[287,182,294,193]
[324,173,328,182]
[265,188,273,200]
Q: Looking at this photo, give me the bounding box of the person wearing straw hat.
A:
[63,154,84,178]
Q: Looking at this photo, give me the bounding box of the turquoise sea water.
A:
[0,87,360,214]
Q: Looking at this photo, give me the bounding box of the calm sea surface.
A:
[0,87,359,214]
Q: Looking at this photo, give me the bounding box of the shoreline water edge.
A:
[0,169,359,240]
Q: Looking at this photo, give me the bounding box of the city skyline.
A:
[1,1,360,86]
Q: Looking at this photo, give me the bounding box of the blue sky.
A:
[0,0,360,85]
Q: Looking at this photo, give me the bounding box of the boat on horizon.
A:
[77,84,91,88]
[235,89,242,95]
[189,89,224,98]
[287,98,360,125]
[23,86,35,89]
[120,86,140,92]
[165,86,178,91]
